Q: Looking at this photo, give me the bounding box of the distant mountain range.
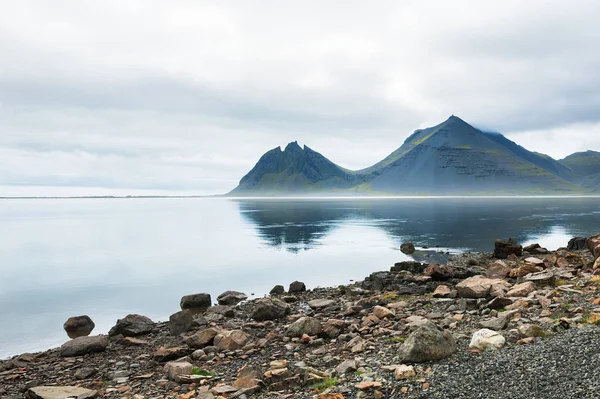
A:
[229,116,600,195]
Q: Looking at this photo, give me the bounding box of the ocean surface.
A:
[1,196,600,358]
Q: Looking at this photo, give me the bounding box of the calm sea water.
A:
[1,197,600,358]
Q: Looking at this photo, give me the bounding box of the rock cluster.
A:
[4,236,600,399]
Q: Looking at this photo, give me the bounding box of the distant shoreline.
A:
[2,194,600,200]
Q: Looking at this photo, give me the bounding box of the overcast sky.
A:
[1,1,600,196]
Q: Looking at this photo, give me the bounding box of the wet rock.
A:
[286,316,322,337]
[269,285,285,295]
[289,281,307,293]
[214,330,250,351]
[506,281,535,297]
[63,316,95,339]
[184,327,219,348]
[180,293,211,311]
[169,309,195,335]
[469,329,505,350]
[401,321,457,362]
[494,238,523,259]
[567,237,587,251]
[26,386,97,399]
[217,291,248,306]
[251,298,291,321]
[60,336,108,357]
[153,346,189,362]
[400,242,416,254]
[108,314,155,337]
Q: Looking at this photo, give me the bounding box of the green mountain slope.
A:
[229,116,591,195]
[229,141,366,195]
[559,151,600,191]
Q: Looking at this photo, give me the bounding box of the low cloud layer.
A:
[1,1,599,195]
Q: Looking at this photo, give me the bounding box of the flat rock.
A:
[60,336,108,357]
[26,386,98,399]
[153,346,189,362]
[308,299,336,309]
[456,276,494,298]
[214,330,251,351]
[164,361,194,382]
[506,281,535,297]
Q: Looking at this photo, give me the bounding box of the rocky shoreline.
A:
[3,236,600,399]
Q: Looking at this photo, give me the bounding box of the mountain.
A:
[559,151,600,191]
[229,116,589,195]
[229,141,366,195]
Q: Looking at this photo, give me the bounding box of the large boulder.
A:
[469,329,505,351]
[289,281,306,293]
[217,291,248,306]
[568,237,588,251]
[63,316,95,339]
[587,234,600,259]
[180,293,212,311]
[252,298,291,321]
[400,242,416,254]
[493,238,523,259]
[60,336,108,357]
[26,386,98,399]
[184,327,220,348]
[168,310,195,335]
[214,330,251,351]
[269,285,285,295]
[108,314,155,337]
[400,322,456,363]
[456,276,495,298]
[286,316,322,337]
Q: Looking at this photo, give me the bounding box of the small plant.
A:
[383,291,399,301]
[313,377,339,391]
[555,280,567,286]
[338,285,347,295]
[591,276,600,285]
[391,336,406,343]
[192,368,213,377]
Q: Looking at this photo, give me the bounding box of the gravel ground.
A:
[412,326,600,399]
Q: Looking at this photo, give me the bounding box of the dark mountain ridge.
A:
[229,116,597,195]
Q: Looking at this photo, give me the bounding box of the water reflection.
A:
[236,197,600,252]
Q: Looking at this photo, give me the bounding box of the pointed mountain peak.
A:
[284,141,303,152]
[444,114,471,127]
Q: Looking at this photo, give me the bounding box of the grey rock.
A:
[108,314,155,337]
[401,242,416,254]
[180,293,212,311]
[251,298,291,321]
[289,281,306,293]
[169,309,195,335]
[217,291,248,306]
[60,336,108,357]
[286,316,322,337]
[63,316,95,339]
[270,285,285,295]
[401,321,457,363]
